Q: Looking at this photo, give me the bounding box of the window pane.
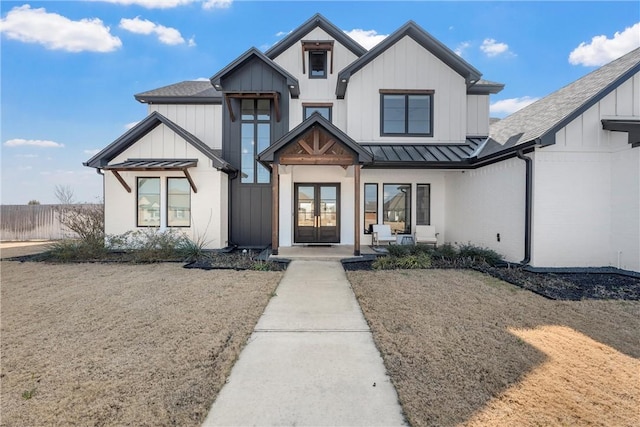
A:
[383,95,406,134]
[408,95,430,134]
[383,184,411,234]
[257,99,270,120]
[241,99,254,120]
[364,183,377,234]
[168,178,190,227]
[304,106,331,121]
[241,123,254,183]
[309,51,326,77]
[416,184,430,225]
[137,177,160,227]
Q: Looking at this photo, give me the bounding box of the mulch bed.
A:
[342,257,640,301]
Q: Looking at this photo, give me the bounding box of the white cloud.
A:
[0,5,121,53]
[4,139,65,148]
[125,121,140,130]
[202,0,233,9]
[480,38,511,57]
[344,29,388,50]
[84,149,101,156]
[490,96,540,116]
[455,41,471,56]
[569,22,640,66]
[119,17,186,45]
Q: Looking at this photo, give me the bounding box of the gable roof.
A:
[265,13,367,60]
[336,20,483,98]
[135,81,221,104]
[258,112,373,164]
[83,111,234,172]
[210,47,300,98]
[485,47,640,157]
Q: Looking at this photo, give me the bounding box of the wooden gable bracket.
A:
[111,170,132,193]
[224,92,281,123]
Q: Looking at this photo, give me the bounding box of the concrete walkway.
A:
[202,260,406,426]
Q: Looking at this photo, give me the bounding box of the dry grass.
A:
[348,269,640,427]
[1,245,282,426]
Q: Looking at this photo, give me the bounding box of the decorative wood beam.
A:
[111,170,131,193]
[182,168,198,193]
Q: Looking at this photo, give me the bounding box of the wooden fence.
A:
[0,204,102,241]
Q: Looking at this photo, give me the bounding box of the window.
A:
[380,91,433,136]
[309,51,327,78]
[364,184,378,234]
[303,104,332,121]
[241,99,271,184]
[383,184,411,234]
[167,178,191,227]
[416,184,430,225]
[137,177,160,227]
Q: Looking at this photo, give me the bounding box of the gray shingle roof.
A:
[135,81,221,104]
[487,48,640,154]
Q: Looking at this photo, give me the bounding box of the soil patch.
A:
[348,269,640,427]
[1,259,283,426]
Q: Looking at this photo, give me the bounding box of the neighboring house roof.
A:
[258,112,373,164]
[336,21,483,98]
[84,111,235,173]
[135,81,221,104]
[210,47,301,98]
[485,47,640,158]
[265,13,367,60]
[362,138,484,167]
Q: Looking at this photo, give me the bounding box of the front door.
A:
[294,183,340,243]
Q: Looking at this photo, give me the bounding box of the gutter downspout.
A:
[516,150,532,265]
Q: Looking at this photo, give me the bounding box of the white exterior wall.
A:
[149,104,222,149]
[271,27,359,132]
[346,36,467,143]
[466,94,490,136]
[532,71,640,271]
[445,157,526,263]
[104,124,228,249]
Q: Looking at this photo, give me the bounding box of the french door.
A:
[294,183,340,243]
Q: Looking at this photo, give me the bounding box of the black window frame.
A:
[303,104,332,122]
[166,177,191,228]
[136,177,160,228]
[380,90,434,137]
[416,184,431,226]
[364,183,378,234]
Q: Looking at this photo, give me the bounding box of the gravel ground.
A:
[1,246,282,426]
[348,269,640,427]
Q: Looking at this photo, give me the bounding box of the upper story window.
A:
[303,103,332,121]
[301,40,334,79]
[380,90,434,137]
[241,99,271,184]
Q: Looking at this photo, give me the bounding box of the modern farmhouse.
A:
[85,14,640,272]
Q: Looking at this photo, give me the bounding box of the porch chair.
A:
[414,225,439,247]
[372,224,397,246]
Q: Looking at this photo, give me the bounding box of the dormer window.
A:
[301,40,334,79]
[309,51,327,78]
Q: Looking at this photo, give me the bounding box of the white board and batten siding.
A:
[445,158,526,263]
[271,27,360,132]
[104,124,228,249]
[466,95,490,136]
[533,71,640,271]
[346,36,467,143]
[149,104,222,150]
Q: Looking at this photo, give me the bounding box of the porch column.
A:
[354,164,361,256]
[271,162,279,255]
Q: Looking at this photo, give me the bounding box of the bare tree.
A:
[54,184,75,205]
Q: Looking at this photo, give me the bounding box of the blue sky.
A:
[1,1,639,204]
